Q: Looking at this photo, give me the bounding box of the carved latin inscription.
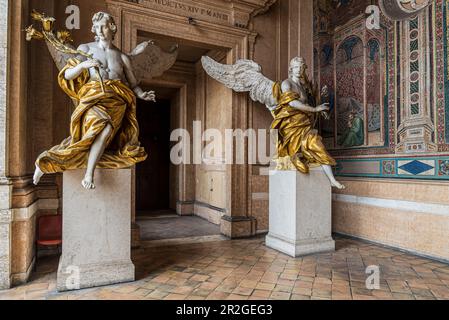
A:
[140,0,230,24]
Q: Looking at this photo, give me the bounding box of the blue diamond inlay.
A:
[399,160,434,175]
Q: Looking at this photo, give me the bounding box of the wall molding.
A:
[333,193,449,217]
[12,199,59,222]
[11,257,35,286]
[335,232,449,265]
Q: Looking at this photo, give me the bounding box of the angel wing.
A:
[44,40,83,71]
[201,56,277,110]
[129,41,179,83]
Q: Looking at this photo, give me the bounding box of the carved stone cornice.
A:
[122,0,276,28]
[379,0,431,21]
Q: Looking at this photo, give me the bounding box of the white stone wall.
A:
[0,0,11,289]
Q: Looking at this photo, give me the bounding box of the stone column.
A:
[9,0,49,286]
[0,0,11,290]
[396,9,436,153]
[220,52,257,239]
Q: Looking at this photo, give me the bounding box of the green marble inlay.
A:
[410,81,419,94]
[410,39,419,52]
[410,17,419,30]
[411,103,420,115]
[410,59,419,72]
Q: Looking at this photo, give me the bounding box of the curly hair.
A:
[288,57,306,78]
[91,12,117,41]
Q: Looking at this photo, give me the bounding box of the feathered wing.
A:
[45,40,82,71]
[129,41,179,83]
[201,56,277,110]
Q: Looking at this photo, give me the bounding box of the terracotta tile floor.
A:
[137,214,221,241]
[1,236,449,300]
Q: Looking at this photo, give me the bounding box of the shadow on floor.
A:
[24,214,223,288]
[136,213,221,241]
[4,235,449,300]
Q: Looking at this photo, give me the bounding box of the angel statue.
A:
[26,11,178,189]
[201,56,345,189]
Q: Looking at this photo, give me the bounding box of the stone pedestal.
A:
[57,169,135,292]
[265,168,335,257]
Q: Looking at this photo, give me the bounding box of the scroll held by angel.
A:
[27,11,178,189]
[201,56,345,189]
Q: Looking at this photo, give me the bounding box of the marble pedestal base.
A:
[266,168,335,257]
[57,169,135,292]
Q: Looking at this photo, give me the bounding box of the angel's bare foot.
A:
[82,175,96,190]
[331,180,346,190]
[33,165,44,185]
[321,165,346,190]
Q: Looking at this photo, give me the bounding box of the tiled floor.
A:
[1,236,449,300]
[137,214,221,241]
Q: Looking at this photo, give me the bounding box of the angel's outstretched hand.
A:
[316,103,330,112]
[138,90,156,102]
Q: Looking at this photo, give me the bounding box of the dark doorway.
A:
[136,98,171,214]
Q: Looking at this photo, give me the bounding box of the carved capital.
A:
[228,0,277,28]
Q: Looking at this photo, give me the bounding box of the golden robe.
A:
[271,82,336,173]
[36,59,147,173]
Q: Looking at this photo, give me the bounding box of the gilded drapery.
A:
[36,59,147,173]
[271,82,336,173]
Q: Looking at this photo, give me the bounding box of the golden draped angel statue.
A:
[26,11,178,189]
[201,56,345,189]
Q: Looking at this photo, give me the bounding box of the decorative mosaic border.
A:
[422,0,449,151]
[336,156,449,180]
[443,0,449,145]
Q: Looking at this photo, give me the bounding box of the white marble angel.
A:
[201,56,345,189]
[26,11,178,189]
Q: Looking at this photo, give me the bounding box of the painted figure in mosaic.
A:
[338,109,365,148]
[26,11,178,189]
[201,56,345,189]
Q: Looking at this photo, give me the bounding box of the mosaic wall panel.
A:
[444,0,449,145]
[313,0,449,180]
[336,157,449,180]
